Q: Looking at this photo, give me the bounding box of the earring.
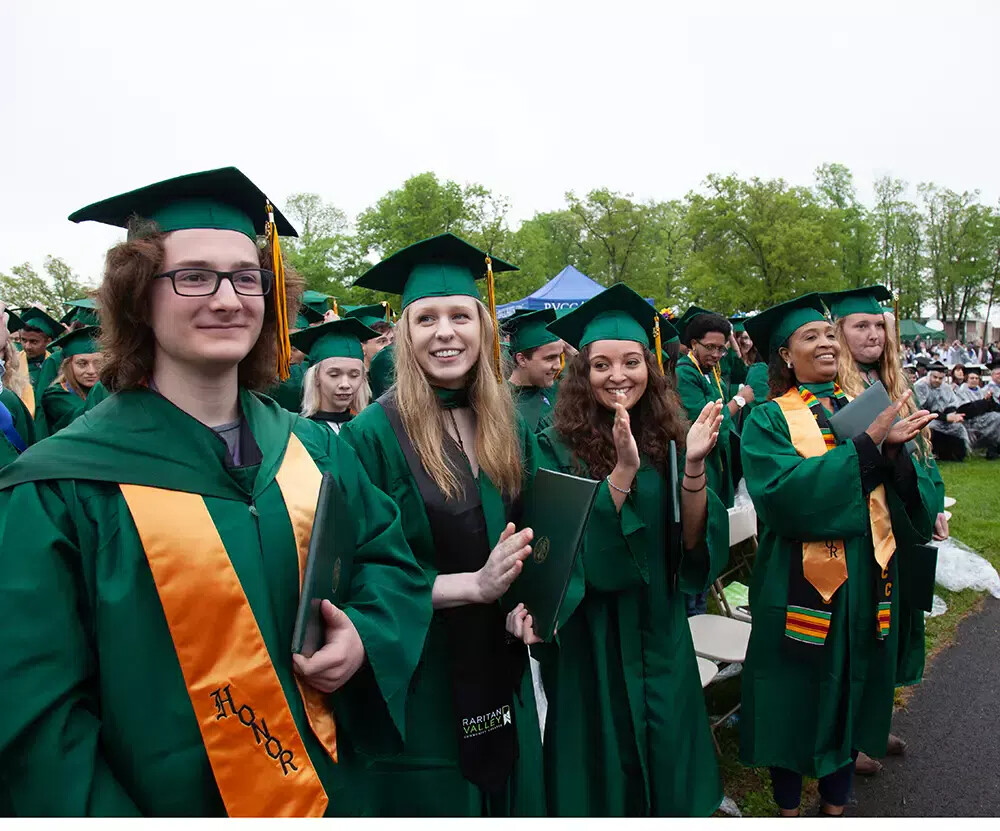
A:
[786,361,792,369]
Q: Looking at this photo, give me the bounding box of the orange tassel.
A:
[653,314,664,375]
[485,255,502,383]
[266,201,291,382]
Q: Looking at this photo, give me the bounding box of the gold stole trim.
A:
[11,357,35,416]
[774,389,896,603]
[119,433,333,817]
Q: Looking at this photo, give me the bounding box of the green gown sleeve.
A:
[6,389,36,446]
[745,362,769,409]
[0,481,142,816]
[39,385,87,437]
[741,403,870,541]
[83,381,111,413]
[323,434,433,741]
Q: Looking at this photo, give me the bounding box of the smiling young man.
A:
[0,168,431,817]
[16,307,62,390]
[502,308,564,431]
[674,308,749,614]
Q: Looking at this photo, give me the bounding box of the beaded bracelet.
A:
[607,476,631,495]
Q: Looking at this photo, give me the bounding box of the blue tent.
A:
[496,265,605,320]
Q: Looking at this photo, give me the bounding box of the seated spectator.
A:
[955,366,1000,460]
[914,361,970,461]
[984,359,1000,400]
[950,364,966,388]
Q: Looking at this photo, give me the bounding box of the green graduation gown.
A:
[0,388,431,816]
[0,388,35,470]
[510,384,557,433]
[675,354,735,509]
[26,354,46,390]
[719,350,748,399]
[738,400,936,778]
[340,401,545,817]
[37,382,88,438]
[264,361,309,414]
[533,427,728,817]
[367,343,395,400]
[33,349,62,397]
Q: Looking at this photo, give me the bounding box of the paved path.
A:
[853,597,1000,816]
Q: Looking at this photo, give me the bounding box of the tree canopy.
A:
[5,165,1000,334]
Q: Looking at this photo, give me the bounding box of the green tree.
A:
[499,210,586,303]
[684,174,842,312]
[635,199,692,309]
[0,258,94,311]
[871,176,924,317]
[565,189,647,286]
[281,192,369,303]
[814,163,876,289]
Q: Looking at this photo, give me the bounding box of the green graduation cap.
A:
[68,166,298,240]
[822,285,893,320]
[301,290,332,317]
[48,325,101,358]
[729,314,749,334]
[503,308,559,354]
[344,302,391,327]
[354,232,517,309]
[61,297,100,327]
[547,283,678,351]
[744,293,831,358]
[17,307,62,338]
[3,308,25,334]
[295,304,326,329]
[288,318,376,364]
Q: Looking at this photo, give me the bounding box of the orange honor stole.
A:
[120,433,337,817]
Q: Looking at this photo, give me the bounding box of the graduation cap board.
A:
[927,361,947,373]
[289,318,377,364]
[301,290,332,317]
[822,285,893,320]
[294,304,326,329]
[729,314,749,333]
[744,293,831,358]
[16,307,62,338]
[61,297,100,327]
[355,232,518,381]
[3,308,24,334]
[547,283,678,371]
[68,166,298,240]
[503,308,559,354]
[68,166,300,381]
[343,303,392,327]
[48,325,101,358]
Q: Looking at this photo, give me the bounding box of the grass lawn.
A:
[712,456,1000,817]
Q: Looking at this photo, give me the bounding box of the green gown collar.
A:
[0,387,293,500]
[432,386,470,409]
[799,381,837,398]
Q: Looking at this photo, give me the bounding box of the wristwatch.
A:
[733,395,747,409]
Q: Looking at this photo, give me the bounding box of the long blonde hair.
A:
[300,359,371,417]
[835,315,931,457]
[395,299,522,499]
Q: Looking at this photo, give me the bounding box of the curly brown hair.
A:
[766,351,797,400]
[552,345,689,479]
[97,227,303,392]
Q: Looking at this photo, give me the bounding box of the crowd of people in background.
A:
[0,167,960,818]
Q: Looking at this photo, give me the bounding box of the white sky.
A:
[2,0,998,285]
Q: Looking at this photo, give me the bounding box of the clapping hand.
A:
[476,523,533,603]
[686,400,723,463]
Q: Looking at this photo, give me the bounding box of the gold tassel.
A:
[383,300,391,323]
[332,298,339,316]
[266,201,291,382]
[556,351,565,380]
[485,255,502,383]
[653,314,664,375]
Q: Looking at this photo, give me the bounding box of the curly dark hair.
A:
[97,226,303,393]
[766,350,797,399]
[552,344,690,479]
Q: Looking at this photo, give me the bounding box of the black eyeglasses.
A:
[155,268,274,297]
[695,339,728,356]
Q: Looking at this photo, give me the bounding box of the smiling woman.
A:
[0,167,431,818]
[740,292,939,816]
[340,233,545,817]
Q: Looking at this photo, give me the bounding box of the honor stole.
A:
[119,433,337,817]
[774,387,896,646]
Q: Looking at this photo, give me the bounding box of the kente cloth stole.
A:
[774,387,897,646]
[119,433,336,817]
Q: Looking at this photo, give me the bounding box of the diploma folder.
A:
[828,380,916,455]
[508,467,601,642]
[291,473,356,657]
